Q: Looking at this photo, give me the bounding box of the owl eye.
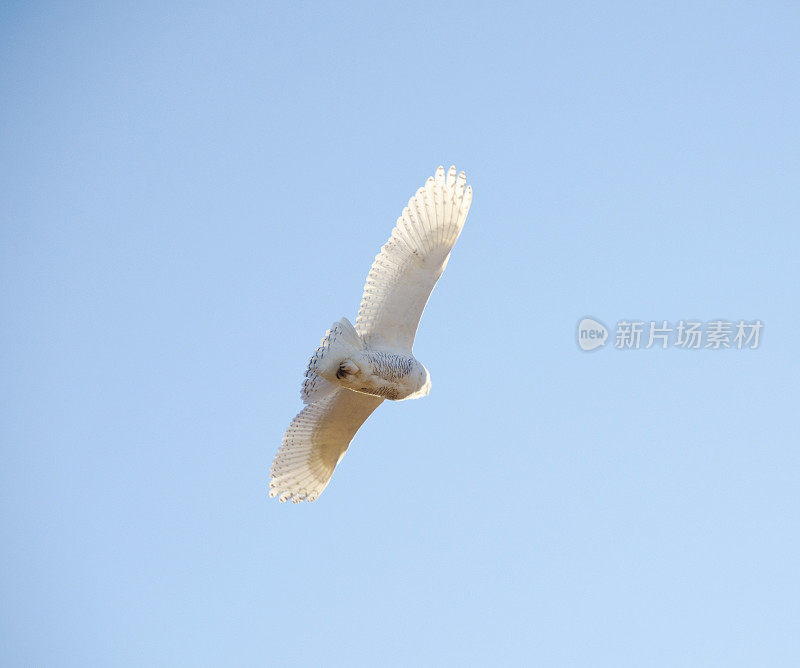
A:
[336,359,359,379]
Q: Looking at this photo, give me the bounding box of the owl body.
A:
[335,348,430,402]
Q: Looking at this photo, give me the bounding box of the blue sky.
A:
[1,2,799,665]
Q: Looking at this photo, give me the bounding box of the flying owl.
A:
[270,166,473,502]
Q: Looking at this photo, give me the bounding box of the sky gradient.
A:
[2,2,799,665]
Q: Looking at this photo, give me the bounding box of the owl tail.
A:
[301,317,364,403]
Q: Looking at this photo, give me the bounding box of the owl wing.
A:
[270,388,383,502]
[355,166,472,353]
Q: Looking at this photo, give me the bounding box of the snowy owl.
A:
[270,166,473,502]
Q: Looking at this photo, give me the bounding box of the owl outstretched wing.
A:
[270,388,383,502]
[355,166,472,353]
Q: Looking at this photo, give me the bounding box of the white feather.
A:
[355,165,472,352]
[270,388,383,502]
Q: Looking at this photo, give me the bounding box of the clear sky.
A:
[2,2,799,665]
